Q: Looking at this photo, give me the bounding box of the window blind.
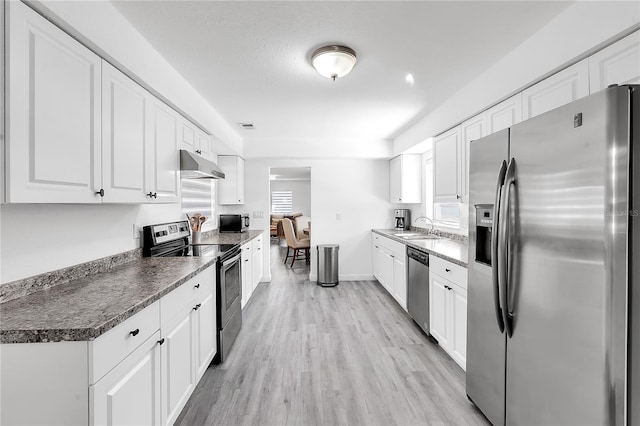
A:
[271,190,293,214]
[181,178,215,229]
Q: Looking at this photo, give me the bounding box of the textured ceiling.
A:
[111,1,572,155]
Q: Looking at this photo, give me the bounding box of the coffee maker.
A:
[394,209,411,230]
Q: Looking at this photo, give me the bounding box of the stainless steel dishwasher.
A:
[407,246,430,336]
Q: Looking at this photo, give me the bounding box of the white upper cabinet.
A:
[433,127,462,204]
[389,154,421,204]
[460,114,486,204]
[486,93,522,135]
[180,120,212,160]
[522,59,589,120]
[6,1,102,203]
[589,31,640,92]
[101,62,149,203]
[147,99,179,203]
[218,156,245,205]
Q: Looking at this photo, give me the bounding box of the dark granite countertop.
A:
[0,257,216,344]
[372,229,468,267]
[198,230,263,245]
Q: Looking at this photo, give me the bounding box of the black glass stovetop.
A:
[154,243,239,259]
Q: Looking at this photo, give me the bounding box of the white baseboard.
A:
[308,274,375,282]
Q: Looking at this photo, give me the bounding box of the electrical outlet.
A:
[253,211,264,219]
[133,224,141,239]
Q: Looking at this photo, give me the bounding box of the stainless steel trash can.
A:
[317,244,339,287]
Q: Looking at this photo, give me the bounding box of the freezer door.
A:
[466,129,509,426]
[505,87,630,425]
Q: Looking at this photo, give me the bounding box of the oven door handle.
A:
[222,253,241,268]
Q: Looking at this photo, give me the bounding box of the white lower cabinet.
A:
[241,234,264,308]
[91,331,162,426]
[429,257,468,370]
[1,265,217,426]
[195,291,217,380]
[160,307,196,426]
[251,235,264,293]
[241,242,252,307]
[371,233,407,311]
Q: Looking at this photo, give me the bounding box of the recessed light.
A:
[238,123,255,130]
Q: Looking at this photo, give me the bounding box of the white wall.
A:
[228,158,392,282]
[269,180,311,216]
[28,0,242,156]
[0,203,181,284]
[394,1,640,153]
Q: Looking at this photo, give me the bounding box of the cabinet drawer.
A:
[90,301,160,384]
[161,270,213,325]
[430,256,467,289]
[242,243,251,260]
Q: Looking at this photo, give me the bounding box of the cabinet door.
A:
[522,59,589,120]
[147,99,179,203]
[378,248,394,294]
[180,121,197,152]
[218,156,245,204]
[197,131,211,159]
[393,255,407,311]
[429,272,449,350]
[241,243,252,307]
[389,156,402,203]
[450,284,468,370]
[102,62,149,203]
[91,332,162,426]
[252,237,263,291]
[160,308,196,426]
[7,1,102,203]
[433,127,461,203]
[460,114,486,204]
[486,93,522,135]
[589,31,640,92]
[195,291,216,380]
[372,236,382,281]
[236,157,245,204]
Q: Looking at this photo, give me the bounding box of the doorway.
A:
[269,167,311,270]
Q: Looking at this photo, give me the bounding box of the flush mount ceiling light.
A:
[311,45,357,81]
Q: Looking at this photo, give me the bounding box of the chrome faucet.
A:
[414,216,435,232]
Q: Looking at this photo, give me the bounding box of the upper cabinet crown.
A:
[217,156,245,205]
[5,1,184,204]
[390,154,421,204]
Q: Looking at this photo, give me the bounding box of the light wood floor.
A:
[175,240,489,426]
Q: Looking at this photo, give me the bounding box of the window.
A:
[434,203,461,228]
[271,190,293,214]
[181,178,215,230]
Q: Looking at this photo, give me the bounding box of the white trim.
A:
[308,274,376,282]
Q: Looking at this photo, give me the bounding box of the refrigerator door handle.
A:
[499,157,516,337]
[492,160,507,333]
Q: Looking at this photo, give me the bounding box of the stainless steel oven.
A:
[217,246,242,363]
[142,220,243,365]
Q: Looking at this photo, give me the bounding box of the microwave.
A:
[219,214,250,233]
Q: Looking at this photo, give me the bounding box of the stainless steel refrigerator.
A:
[466,85,639,425]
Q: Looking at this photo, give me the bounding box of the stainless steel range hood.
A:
[180,150,225,179]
